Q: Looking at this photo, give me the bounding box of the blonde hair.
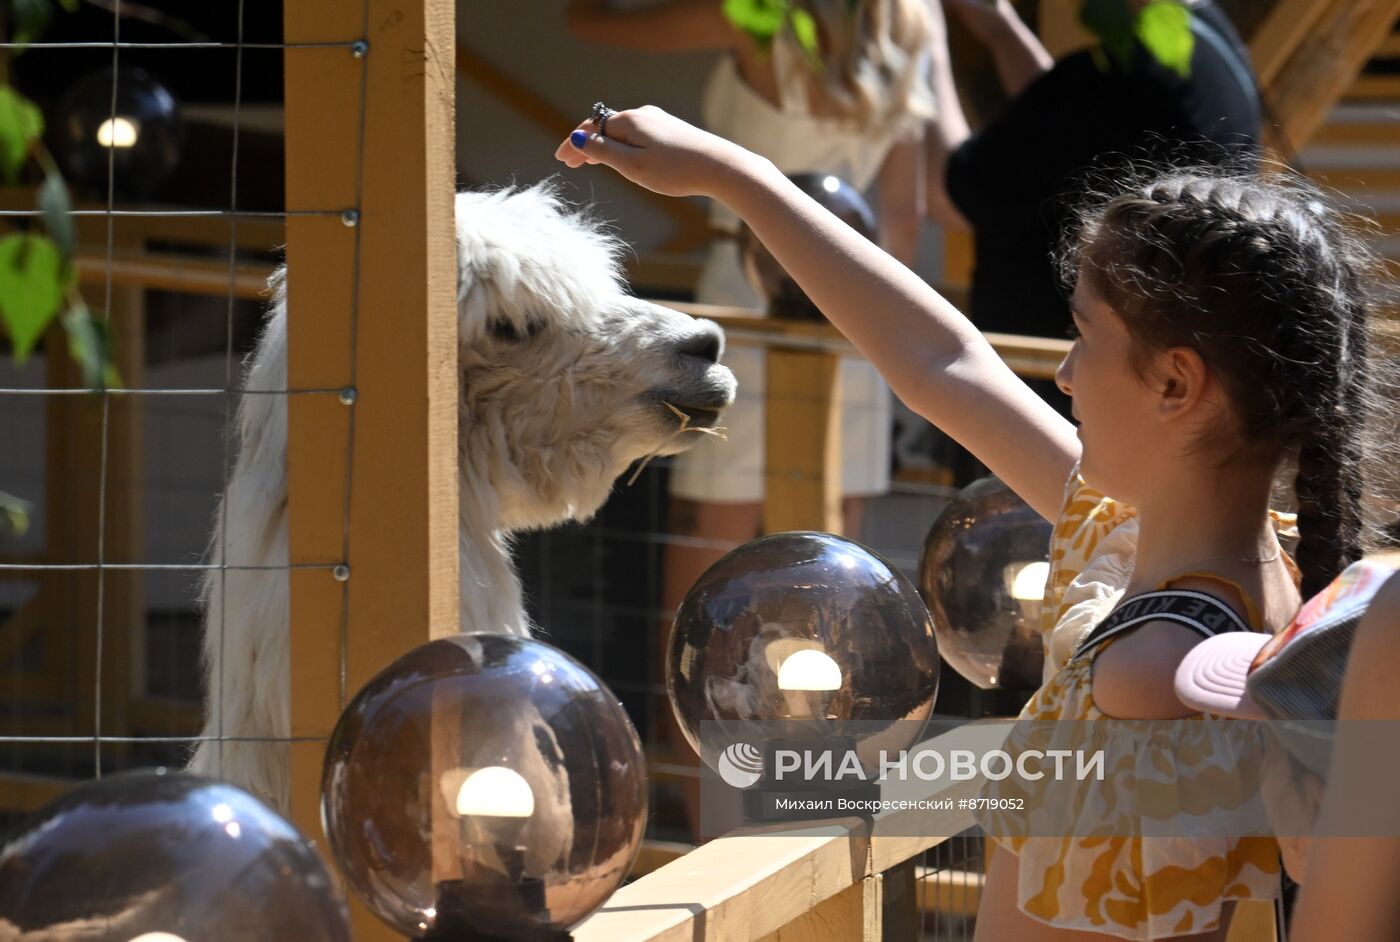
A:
[776,0,935,134]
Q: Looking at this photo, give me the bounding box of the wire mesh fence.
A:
[0,2,362,826]
[0,10,1001,936]
[918,827,986,941]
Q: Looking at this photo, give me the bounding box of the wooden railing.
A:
[668,302,1070,536]
[573,723,985,942]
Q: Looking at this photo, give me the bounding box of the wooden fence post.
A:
[284,1,459,938]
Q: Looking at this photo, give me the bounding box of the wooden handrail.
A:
[75,252,272,299]
[573,722,988,942]
[667,302,1072,381]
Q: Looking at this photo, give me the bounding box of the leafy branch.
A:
[1081,0,1194,78]
[721,0,822,68]
[723,0,1194,79]
[2,0,118,540]
[0,82,115,391]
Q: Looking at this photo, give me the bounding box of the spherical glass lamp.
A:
[0,769,349,941]
[54,67,181,200]
[321,634,647,941]
[919,475,1053,692]
[668,531,939,781]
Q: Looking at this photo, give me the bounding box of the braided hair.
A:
[1061,170,1394,597]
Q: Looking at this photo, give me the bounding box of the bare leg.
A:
[658,498,764,840]
[975,843,1235,942]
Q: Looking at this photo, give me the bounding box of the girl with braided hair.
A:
[556,108,1393,939]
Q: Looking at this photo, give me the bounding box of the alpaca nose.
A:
[678,325,722,364]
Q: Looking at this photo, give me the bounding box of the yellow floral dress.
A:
[981,471,1293,939]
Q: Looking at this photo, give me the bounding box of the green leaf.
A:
[1136,0,1193,78]
[0,490,31,541]
[1079,0,1135,70]
[789,8,821,69]
[0,233,68,360]
[39,171,74,261]
[723,0,789,49]
[56,0,79,12]
[0,86,45,183]
[10,0,54,48]
[61,302,120,390]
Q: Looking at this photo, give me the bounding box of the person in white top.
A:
[567,0,934,835]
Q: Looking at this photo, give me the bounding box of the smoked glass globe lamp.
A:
[320,634,647,941]
[0,769,349,941]
[919,475,1053,692]
[667,531,940,789]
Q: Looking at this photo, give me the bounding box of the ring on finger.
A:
[590,101,618,137]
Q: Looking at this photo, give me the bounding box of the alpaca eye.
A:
[487,319,538,342]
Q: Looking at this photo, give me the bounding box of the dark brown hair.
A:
[1062,169,1395,597]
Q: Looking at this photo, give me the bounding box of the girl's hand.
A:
[554,105,757,199]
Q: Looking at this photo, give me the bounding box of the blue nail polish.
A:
[570,129,588,149]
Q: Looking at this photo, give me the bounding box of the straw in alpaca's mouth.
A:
[625,401,728,486]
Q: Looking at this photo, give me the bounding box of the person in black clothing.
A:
[924,0,1261,408]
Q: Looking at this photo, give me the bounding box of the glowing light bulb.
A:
[97,116,139,148]
[777,649,842,692]
[211,803,234,824]
[821,175,840,193]
[129,934,188,942]
[454,766,534,818]
[1009,561,1050,601]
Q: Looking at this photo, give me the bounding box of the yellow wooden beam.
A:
[757,875,883,942]
[764,348,843,535]
[1264,0,1400,151]
[284,2,460,939]
[56,234,147,756]
[0,773,72,815]
[1250,0,1334,88]
[75,252,271,299]
[1345,74,1400,99]
[670,304,1072,381]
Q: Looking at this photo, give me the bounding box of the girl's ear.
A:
[1154,346,1212,419]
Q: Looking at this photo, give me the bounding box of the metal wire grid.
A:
[0,3,965,832]
[918,828,985,941]
[0,3,370,786]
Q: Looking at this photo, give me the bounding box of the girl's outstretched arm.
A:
[556,106,1079,519]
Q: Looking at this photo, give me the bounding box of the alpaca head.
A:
[454,185,737,530]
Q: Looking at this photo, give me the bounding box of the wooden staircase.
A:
[1306,21,1400,270]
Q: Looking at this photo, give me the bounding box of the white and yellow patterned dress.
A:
[982,471,1294,939]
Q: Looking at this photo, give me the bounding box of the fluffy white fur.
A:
[189,185,736,810]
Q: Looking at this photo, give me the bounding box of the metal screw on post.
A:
[341,209,359,228]
[351,40,369,58]
[332,564,351,582]
[338,387,357,406]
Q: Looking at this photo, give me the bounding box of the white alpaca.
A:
[190,185,736,810]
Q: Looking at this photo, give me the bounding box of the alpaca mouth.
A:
[648,387,731,430]
[667,402,724,428]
